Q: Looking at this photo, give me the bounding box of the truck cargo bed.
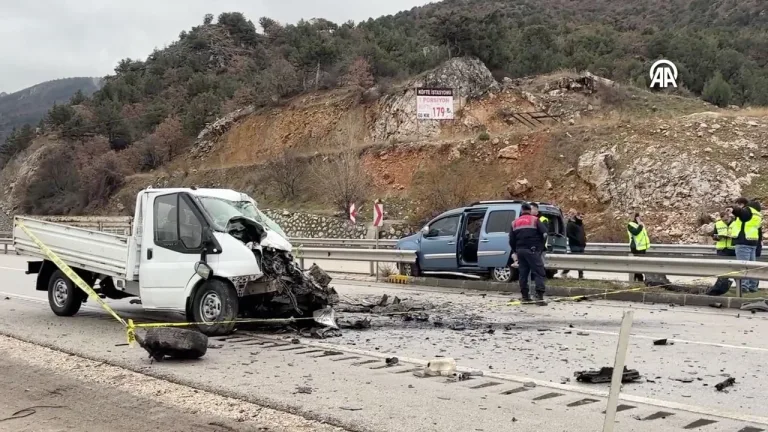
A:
[13,216,132,279]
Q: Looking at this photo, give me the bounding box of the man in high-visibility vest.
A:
[713,211,736,257]
[731,198,763,293]
[627,213,650,282]
[708,211,736,296]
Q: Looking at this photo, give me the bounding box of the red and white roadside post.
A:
[373,200,384,280]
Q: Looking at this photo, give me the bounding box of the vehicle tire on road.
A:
[491,266,514,283]
[139,327,208,361]
[400,261,421,277]
[47,270,83,316]
[192,279,238,336]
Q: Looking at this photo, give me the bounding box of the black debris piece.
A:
[403,312,430,322]
[295,386,313,394]
[653,339,669,346]
[448,322,467,331]
[378,294,389,307]
[715,377,736,391]
[574,366,641,384]
[386,357,399,366]
[135,327,208,362]
[291,338,300,344]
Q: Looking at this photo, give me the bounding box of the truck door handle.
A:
[480,239,490,243]
[447,241,456,245]
[147,248,153,260]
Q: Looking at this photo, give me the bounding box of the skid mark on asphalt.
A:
[217,332,764,431]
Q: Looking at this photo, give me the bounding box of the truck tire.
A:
[192,279,238,336]
[48,270,82,316]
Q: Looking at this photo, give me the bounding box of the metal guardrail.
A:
[294,247,416,269]
[546,254,768,281]
[291,237,722,256]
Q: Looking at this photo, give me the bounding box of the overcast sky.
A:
[0,0,433,94]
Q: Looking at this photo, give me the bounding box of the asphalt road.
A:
[0,254,766,432]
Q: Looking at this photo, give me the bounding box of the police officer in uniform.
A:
[509,203,548,305]
[627,213,650,282]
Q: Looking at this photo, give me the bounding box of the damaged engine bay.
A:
[225,216,339,325]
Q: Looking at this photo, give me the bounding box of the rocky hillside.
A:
[78,57,764,243]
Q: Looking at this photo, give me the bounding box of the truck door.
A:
[139,192,206,310]
[420,213,461,270]
[478,209,517,269]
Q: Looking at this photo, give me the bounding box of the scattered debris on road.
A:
[385,357,399,366]
[715,377,736,391]
[741,300,768,312]
[670,377,694,383]
[653,338,673,346]
[416,357,457,377]
[575,366,641,384]
[338,317,372,329]
[295,386,313,395]
[709,302,723,309]
[135,327,208,362]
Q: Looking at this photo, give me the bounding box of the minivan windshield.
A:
[197,196,288,239]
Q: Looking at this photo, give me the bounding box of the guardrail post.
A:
[3,243,6,254]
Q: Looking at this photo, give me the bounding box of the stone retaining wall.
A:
[262,209,415,239]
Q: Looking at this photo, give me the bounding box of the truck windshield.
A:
[197,196,288,239]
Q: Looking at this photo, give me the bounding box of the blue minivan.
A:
[396,201,567,282]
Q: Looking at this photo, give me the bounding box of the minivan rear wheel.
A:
[491,266,513,283]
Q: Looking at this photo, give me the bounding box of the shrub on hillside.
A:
[81,152,128,208]
[21,145,82,215]
[264,150,307,199]
[702,72,732,108]
[309,150,371,216]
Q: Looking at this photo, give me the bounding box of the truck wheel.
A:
[192,279,238,336]
[48,270,82,316]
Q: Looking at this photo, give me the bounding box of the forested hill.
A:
[0,77,101,143]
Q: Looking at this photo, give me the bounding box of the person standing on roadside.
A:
[561,210,586,279]
[708,210,736,296]
[627,213,650,282]
[509,203,548,305]
[730,198,762,293]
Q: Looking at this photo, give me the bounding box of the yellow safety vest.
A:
[714,220,734,250]
[627,222,650,251]
[731,207,762,241]
[539,216,549,224]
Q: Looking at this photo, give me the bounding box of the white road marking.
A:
[258,334,768,426]
[564,327,768,352]
[0,265,25,272]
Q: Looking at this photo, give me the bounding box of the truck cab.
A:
[396,201,566,282]
[15,187,336,336]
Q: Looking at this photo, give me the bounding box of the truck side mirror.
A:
[421,226,430,236]
[194,261,213,280]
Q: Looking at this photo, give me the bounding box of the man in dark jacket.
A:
[561,210,586,279]
[509,203,548,305]
[730,198,762,293]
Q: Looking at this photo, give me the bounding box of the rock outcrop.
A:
[371,57,499,142]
